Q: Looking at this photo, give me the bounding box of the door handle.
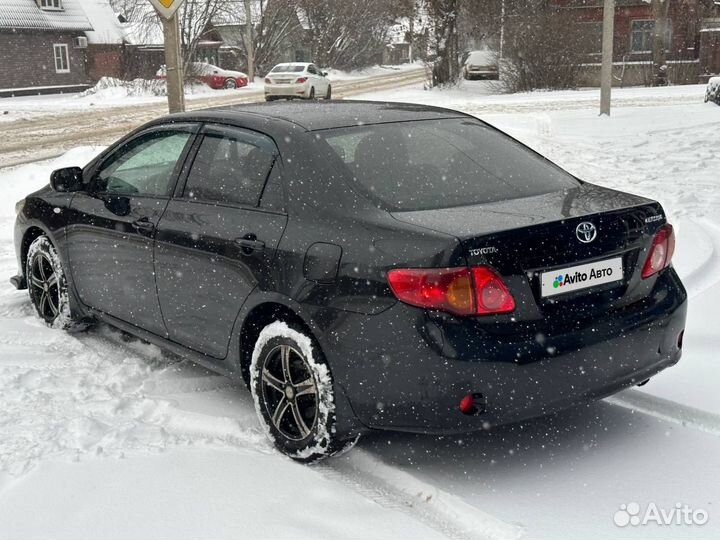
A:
[235,234,265,255]
[132,218,155,234]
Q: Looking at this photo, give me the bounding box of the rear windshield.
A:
[315,118,579,212]
[271,64,305,73]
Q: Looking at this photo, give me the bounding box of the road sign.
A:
[147,0,185,21]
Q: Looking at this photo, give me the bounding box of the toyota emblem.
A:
[576,222,597,243]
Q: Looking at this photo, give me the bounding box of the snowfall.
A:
[0,79,719,540]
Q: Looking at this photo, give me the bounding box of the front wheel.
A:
[26,235,86,330]
[224,78,238,89]
[250,321,358,462]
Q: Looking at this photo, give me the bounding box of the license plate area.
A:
[541,257,624,298]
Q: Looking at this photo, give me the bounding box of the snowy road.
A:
[0,66,427,168]
[0,83,719,539]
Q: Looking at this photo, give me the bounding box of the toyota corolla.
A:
[11,101,687,462]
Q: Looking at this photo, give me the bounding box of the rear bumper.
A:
[321,268,687,434]
[264,84,309,98]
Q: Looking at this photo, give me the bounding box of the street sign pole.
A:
[162,12,185,113]
[148,0,187,114]
[600,0,615,116]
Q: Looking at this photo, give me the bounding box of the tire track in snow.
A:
[679,219,720,298]
[319,449,524,540]
[606,389,720,437]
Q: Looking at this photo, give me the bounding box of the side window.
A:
[307,64,317,75]
[184,128,277,207]
[95,130,192,196]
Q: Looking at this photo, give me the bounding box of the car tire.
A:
[309,87,315,100]
[224,78,238,89]
[250,320,358,462]
[265,96,276,102]
[26,235,87,331]
[325,85,332,100]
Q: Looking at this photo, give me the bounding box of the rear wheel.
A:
[308,87,315,100]
[224,78,237,89]
[265,96,276,102]
[325,85,332,99]
[26,235,86,331]
[250,321,358,462]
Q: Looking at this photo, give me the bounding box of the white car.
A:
[264,62,331,101]
[462,50,499,80]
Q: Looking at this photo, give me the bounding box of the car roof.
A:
[186,100,468,132]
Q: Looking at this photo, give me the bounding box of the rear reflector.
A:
[387,266,515,316]
[642,224,675,279]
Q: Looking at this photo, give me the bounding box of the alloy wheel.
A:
[29,252,60,322]
[260,344,319,441]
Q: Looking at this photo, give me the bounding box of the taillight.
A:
[264,77,272,84]
[642,224,675,279]
[387,266,515,316]
[296,77,308,83]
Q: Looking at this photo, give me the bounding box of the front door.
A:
[155,124,287,358]
[66,124,197,336]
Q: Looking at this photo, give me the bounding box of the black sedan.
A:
[11,101,687,462]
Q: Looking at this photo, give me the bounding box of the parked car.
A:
[264,62,331,101]
[157,62,248,90]
[705,76,720,105]
[12,101,686,463]
[462,50,499,80]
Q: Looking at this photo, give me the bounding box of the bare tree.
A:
[296,0,398,69]
[110,0,224,73]
[425,0,460,86]
[500,5,591,92]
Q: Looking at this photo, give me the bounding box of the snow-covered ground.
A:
[0,83,719,539]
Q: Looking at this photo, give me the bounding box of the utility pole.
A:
[499,0,506,76]
[244,0,255,81]
[162,12,185,114]
[148,0,187,114]
[600,0,615,116]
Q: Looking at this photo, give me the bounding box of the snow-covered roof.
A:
[0,0,92,31]
[81,0,125,44]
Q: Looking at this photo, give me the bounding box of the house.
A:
[210,0,312,74]
[553,0,720,84]
[79,0,126,80]
[0,0,93,94]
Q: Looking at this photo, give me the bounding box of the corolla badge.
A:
[576,222,597,243]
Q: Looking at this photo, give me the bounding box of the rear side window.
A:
[317,118,579,211]
[184,127,277,207]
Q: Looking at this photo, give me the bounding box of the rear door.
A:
[66,124,197,336]
[154,124,288,359]
[308,64,328,94]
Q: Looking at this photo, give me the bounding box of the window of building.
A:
[53,44,69,73]
[39,0,63,10]
[631,20,654,53]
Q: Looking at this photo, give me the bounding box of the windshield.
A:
[270,64,306,73]
[316,118,579,212]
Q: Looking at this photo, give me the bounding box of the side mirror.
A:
[50,166,84,193]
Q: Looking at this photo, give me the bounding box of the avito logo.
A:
[552,266,615,289]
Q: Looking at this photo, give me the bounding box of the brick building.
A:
[553,0,720,84]
[0,0,93,92]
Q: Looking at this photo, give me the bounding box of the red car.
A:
[157,62,249,90]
